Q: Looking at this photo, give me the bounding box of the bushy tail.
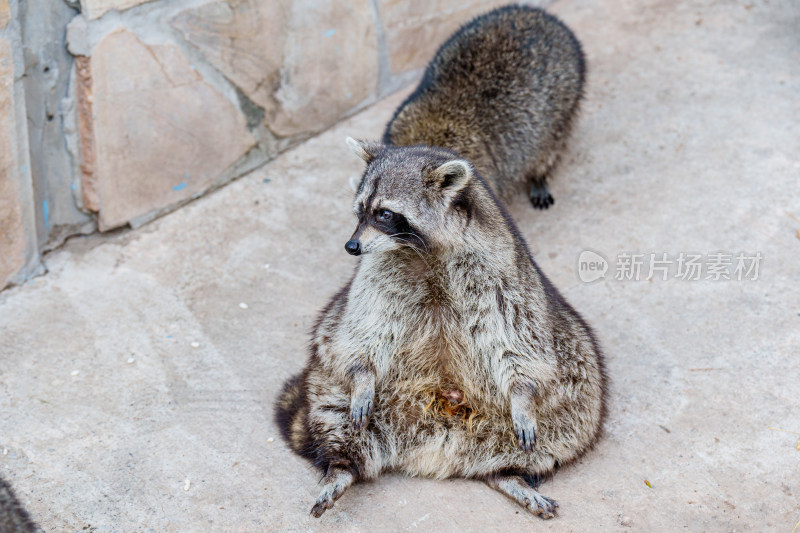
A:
[0,476,38,533]
[274,373,311,456]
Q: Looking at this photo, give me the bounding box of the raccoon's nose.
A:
[345,239,362,256]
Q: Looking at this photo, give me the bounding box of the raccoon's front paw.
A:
[512,411,538,452]
[350,392,374,430]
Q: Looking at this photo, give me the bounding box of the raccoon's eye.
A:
[376,209,395,222]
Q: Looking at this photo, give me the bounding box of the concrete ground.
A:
[2,0,799,530]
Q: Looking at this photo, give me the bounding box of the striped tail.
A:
[274,373,311,456]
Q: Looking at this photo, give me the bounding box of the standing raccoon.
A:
[275,139,606,518]
[384,5,585,209]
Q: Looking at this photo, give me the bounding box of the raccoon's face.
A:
[344,137,475,256]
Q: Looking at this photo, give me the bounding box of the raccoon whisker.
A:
[399,241,429,264]
[410,236,430,254]
[392,238,422,254]
[389,234,431,263]
[402,243,434,267]
[388,232,426,249]
[388,232,430,255]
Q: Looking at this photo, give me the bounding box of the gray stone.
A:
[0,37,41,289]
[0,40,27,288]
[65,14,89,57]
[79,0,157,21]
[171,0,379,137]
[19,0,94,251]
[86,28,256,231]
[0,0,10,29]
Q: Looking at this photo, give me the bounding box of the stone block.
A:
[0,39,30,288]
[378,0,509,74]
[79,0,157,21]
[0,0,10,29]
[87,29,256,231]
[171,0,379,137]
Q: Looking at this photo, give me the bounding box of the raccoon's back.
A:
[384,5,585,193]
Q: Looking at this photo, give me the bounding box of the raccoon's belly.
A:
[382,327,496,400]
[374,378,517,477]
[373,348,562,477]
[372,330,527,474]
[374,387,557,478]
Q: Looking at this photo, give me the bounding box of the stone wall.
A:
[1,0,547,290]
[1,0,44,289]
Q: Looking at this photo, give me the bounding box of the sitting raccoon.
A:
[275,139,606,518]
[383,5,585,209]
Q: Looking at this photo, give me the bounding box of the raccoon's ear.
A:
[427,160,473,193]
[345,137,380,164]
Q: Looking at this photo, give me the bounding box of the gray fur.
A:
[0,476,38,533]
[275,142,606,518]
[383,5,585,209]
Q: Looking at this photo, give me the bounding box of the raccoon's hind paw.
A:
[529,183,554,210]
[310,467,355,518]
[350,394,374,430]
[486,474,558,519]
[512,411,538,452]
[525,492,559,519]
[310,491,337,518]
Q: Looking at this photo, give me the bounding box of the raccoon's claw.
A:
[515,425,537,452]
[310,497,333,518]
[311,467,354,518]
[512,411,538,452]
[350,397,374,430]
[486,474,558,519]
[310,494,338,518]
[525,493,559,519]
[349,371,375,430]
[529,183,554,209]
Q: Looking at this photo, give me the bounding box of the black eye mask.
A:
[372,211,427,252]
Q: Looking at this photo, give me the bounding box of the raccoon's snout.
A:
[345,239,362,256]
